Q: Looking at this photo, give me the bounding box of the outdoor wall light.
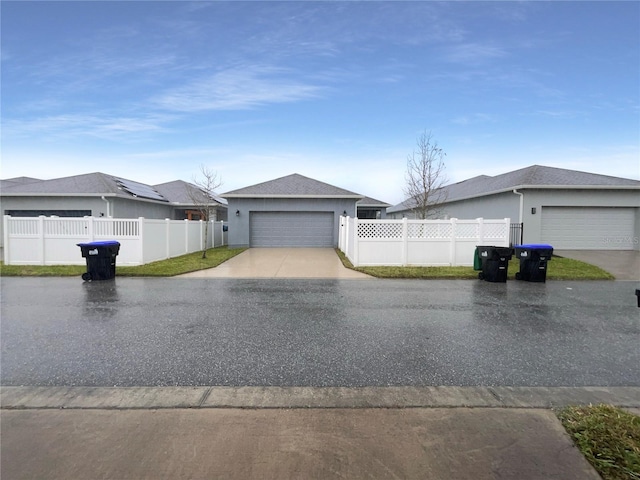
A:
[235,210,240,217]
[531,207,537,215]
[343,210,347,216]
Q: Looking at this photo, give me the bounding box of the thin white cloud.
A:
[3,112,173,141]
[444,43,508,64]
[153,66,323,112]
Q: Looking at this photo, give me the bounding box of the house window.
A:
[5,210,91,217]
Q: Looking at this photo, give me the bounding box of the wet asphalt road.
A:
[1,277,638,387]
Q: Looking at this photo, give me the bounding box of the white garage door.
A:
[541,207,635,250]
[250,211,335,247]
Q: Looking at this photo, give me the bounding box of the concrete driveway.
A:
[555,250,640,281]
[179,248,371,279]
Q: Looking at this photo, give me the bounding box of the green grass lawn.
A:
[0,246,247,277]
[558,405,640,480]
[1,247,613,280]
[335,249,614,280]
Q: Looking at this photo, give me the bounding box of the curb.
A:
[2,386,639,410]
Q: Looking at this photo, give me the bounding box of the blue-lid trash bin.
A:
[513,244,553,282]
[475,245,513,283]
[77,241,120,281]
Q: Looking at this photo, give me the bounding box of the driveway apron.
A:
[554,249,640,281]
[178,248,371,279]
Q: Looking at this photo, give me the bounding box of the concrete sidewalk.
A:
[177,248,371,278]
[3,386,639,480]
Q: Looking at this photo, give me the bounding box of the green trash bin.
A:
[476,246,513,283]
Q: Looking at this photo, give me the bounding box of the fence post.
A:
[164,219,170,259]
[401,217,408,266]
[504,218,511,247]
[184,219,190,254]
[87,216,95,242]
[3,216,10,264]
[449,218,457,266]
[477,217,484,245]
[353,217,360,267]
[38,216,45,265]
[139,217,145,264]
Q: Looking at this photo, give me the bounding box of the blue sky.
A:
[2,1,638,204]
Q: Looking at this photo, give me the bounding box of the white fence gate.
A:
[3,216,227,266]
[339,217,510,267]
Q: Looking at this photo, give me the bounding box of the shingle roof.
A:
[1,172,125,196]
[154,180,227,206]
[0,177,42,190]
[389,165,640,213]
[1,172,172,203]
[357,196,392,207]
[222,173,363,198]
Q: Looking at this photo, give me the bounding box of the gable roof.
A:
[389,165,640,213]
[222,173,363,199]
[154,180,227,206]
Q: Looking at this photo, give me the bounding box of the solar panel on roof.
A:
[115,178,168,202]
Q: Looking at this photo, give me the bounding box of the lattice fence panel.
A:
[408,223,452,239]
[484,223,508,239]
[357,222,403,239]
[456,223,478,239]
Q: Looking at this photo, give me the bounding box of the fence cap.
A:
[77,241,121,247]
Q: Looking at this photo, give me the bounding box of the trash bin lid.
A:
[77,241,121,247]
[515,243,553,249]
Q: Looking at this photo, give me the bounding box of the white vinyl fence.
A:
[3,216,227,266]
[339,217,510,267]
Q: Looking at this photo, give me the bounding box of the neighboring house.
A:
[0,172,227,247]
[388,165,640,250]
[154,180,228,222]
[222,173,364,247]
[357,196,391,219]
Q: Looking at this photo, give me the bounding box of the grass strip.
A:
[335,249,613,280]
[0,247,247,277]
[558,404,640,480]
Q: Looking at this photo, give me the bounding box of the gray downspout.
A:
[101,196,112,217]
[512,189,523,224]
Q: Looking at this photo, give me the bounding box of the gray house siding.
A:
[227,197,357,248]
[523,189,640,249]
[439,192,519,223]
[110,197,174,219]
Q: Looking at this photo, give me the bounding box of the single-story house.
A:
[0,172,228,247]
[388,165,640,250]
[223,173,368,248]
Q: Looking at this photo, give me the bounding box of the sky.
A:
[1,1,639,205]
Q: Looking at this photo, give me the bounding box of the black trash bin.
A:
[77,241,120,281]
[476,245,513,283]
[514,244,553,282]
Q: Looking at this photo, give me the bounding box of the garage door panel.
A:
[250,212,334,247]
[541,207,635,250]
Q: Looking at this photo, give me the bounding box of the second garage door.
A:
[250,211,335,247]
[541,206,635,250]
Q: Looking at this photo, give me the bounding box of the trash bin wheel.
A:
[478,272,484,280]
[515,272,521,280]
[82,272,92,281]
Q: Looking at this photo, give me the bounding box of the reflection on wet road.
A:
[1,277,638,387]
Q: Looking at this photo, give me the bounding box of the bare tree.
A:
[403,131,448,219]
[186,165,223,258]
